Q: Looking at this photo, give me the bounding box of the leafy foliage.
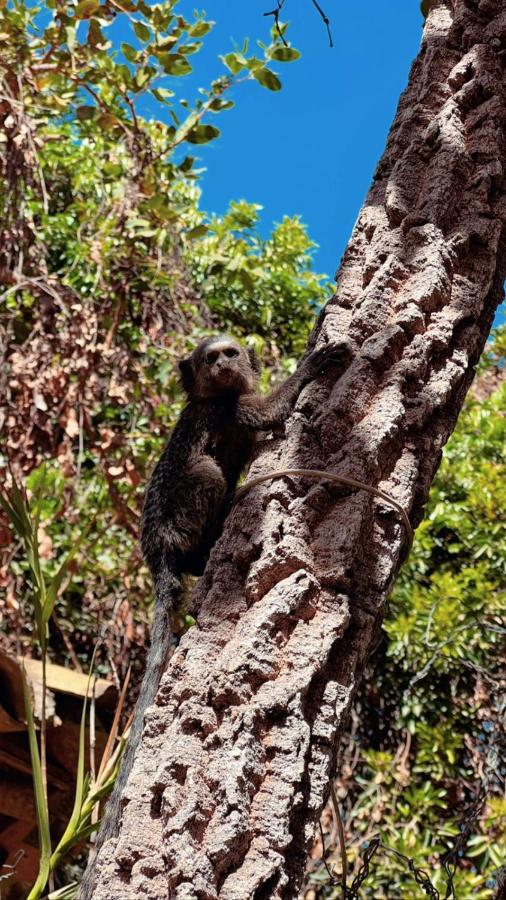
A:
[0,0,321,678]
[188,200,330,357]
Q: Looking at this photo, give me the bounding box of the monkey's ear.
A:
[178,357,194,393]
[247,347,261,376]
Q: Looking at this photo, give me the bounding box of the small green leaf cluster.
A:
[220,25,301,93]
[0,0,319,669]
[187,200,332,359]
[1,0,301,320]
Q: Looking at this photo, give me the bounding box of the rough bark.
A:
[86,1,506,897]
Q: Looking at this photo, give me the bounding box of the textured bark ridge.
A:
[87,2,506,897]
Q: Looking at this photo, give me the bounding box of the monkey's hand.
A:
[300,341,351,380]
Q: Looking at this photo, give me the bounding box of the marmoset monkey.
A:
[80,335,350,891]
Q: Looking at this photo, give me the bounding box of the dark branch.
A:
[263,0,333,49]
[263,0,288,46]
[309,0,333,48]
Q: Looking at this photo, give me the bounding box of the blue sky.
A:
[159,0,423,280]
[112,1,504,322]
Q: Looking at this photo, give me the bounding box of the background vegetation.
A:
[0,0,504,896]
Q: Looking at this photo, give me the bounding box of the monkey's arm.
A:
[236,343,350,430]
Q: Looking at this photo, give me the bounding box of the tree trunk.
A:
[86,1,506,897]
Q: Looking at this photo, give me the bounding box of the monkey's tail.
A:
[78,564,182,899]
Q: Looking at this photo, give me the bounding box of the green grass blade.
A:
[6,467,33,536]
[49,695,88,869]
[22,665,52,900]
[47,883,78,899]
[0,490,26,534]
[2,474,47,629]
[49,646,99,870]
[51,820,99,862]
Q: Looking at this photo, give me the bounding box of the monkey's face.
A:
[201,341,250,395]
[180,337,259,398]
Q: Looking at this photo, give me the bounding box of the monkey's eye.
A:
[224,347,239,358]
[206,351,219,364]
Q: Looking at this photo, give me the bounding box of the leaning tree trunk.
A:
[86,1,506,896]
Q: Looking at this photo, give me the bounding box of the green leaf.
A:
[96,112,120,129]
[179,42,201,56]
[134,66,156,91]
[270,19,289,41]
[4,473,34,539]
[151,87,175,102]
[220,52,246,75]
[153,35,178,52]
[144,194,166,210]
[186,224,208,239]
[75,0,99,19]
[137,0,152,16]
[178,155,194,172]
[268,45,301,63]
[103,162,123,177]
[160,54,192,76]
[253,67,281,91]
[186,123,220,144]
[0,492,25,539]
[143,201,179,221]
[188,20,213,38]
[1,472,46,630]
[47,884,79,899]
[23,666,51,899]
[133,20,151,42]
[88,18,107,49]
[50,651,98,871]
[246,57,263,73]
[121,42,139,63]
[208,97,234,112]
[76,105,96,121]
